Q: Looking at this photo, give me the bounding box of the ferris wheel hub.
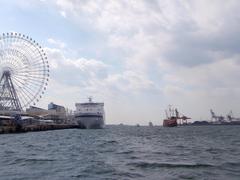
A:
[3,70,11,75]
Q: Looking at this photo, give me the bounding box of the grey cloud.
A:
[164,17,240,67]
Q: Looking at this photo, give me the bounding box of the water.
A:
[0,125,240,180]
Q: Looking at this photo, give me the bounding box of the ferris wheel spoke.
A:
[30,55,46,63]
[16,69,47,73]
[15,71,47,77]
[27,59,46,68]
[12,83,38,106]
[15,74,47,81]
[27,67,46,71]
[25,76,45,83]
[11,35,46,66]
[17,65,48,72]
[19,91,32,108]
[14,36,40,55]
[26,80,45,90]
[19,85,37,101]
[14,73,43,79]
[29,60,47,66]
[29,62,48,69]
[14,66,44,72]
[22,44,46,65]
[24,80,45,90]
[12,75,45,90]
[16,87,31,107]
[13,75,34,93]
[13,79,37,103]
[30,53,46,62]
[11,76,27,88]
[13,74,46,84]
[12,66,47,76]
[25,81,44,90]
[11,77,26,86]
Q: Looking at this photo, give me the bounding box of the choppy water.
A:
[0,125,240,180]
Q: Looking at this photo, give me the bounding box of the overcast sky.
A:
[1,0,240,125]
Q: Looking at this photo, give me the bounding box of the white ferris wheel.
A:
[0,32,49,111]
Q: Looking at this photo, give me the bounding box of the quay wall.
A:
[0,124,80,134]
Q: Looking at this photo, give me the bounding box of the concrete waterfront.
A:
[0,124,80,134]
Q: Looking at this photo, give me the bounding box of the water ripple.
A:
[127,161,214,169]
[0,126,240,179]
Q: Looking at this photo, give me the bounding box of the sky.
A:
[0,0,240,125]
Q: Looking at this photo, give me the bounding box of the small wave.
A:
[26,158,56,162]
[219,162,240,174]
[15,157,56,163]
[4,150,15,154]
[71,174,89,178]
[222,162,240,167]
[127,162,214,169]
[206,147,225,154]
[99,140,118,147]
[112,171,144,178]
[129,156,139,160]
[81,166,116,177]
[116,150,134,154]
[105,140,118,144]
[153,151,172,156]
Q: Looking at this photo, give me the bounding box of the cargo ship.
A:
[74,97,105,129]
[163,117,178,127]
[163,106,190,127]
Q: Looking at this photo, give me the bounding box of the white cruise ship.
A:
[74,97,105,129]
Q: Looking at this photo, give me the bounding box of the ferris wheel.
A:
[0,32,49,111]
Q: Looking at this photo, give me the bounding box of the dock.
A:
[0,124,80,134]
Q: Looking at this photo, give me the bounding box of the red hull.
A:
[163,119,177,127]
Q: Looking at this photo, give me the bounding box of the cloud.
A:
[47,38,66,48]
[45,47,156,94]
[55,1,240,63]
[60,10,66,18]
[45,47,108,83]
[40,0,240,123]
[164,55,240,89]
[105,70,155,93]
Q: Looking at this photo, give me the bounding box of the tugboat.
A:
[163,106,190,127]
[149,121,153,127]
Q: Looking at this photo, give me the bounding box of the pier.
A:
[0,124,80,134]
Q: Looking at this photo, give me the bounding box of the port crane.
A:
[226,111,240,121]
[210,109,240,122]
[210,109,225,122]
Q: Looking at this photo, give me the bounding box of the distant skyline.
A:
[1,0,240,125]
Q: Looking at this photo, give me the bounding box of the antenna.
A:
[88,96,92,103]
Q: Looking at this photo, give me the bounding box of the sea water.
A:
[0,125,240,179]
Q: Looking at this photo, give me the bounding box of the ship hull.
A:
[163,119,177,127]
[75,114,104,129]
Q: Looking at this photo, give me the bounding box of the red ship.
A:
[163,106,191,127]
[163,117,178,127]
